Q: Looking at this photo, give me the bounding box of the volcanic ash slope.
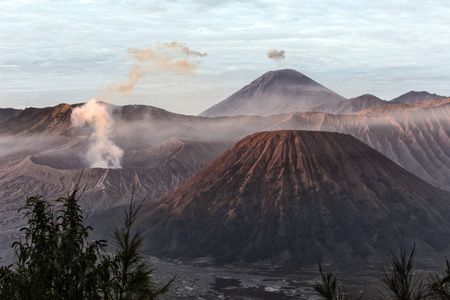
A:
[138,130,450,264]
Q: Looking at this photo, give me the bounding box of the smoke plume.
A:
[267,49,285,61]
[112,42,207,93]
[71,99,123,168]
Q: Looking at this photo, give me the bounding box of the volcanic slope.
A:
[0,108,22,124]
[137,130,450,263]
[0,103,73,135]
[199,69,346,117]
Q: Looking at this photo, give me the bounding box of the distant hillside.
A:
[199,69,346,117]
[0,108,22,124]
[313,94,386,114]
[390,91,447,104]
[0,104,72,135]
[270,99,450,190]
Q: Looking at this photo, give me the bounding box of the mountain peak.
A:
[199,69,346,117]
[253,69,315,84]
[349,94,383,101]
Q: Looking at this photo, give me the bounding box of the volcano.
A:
[137,130,450,263]
[199,69,346,117]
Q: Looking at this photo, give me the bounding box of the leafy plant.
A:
[0,259,14,299]
[314,262,361,300]
[0,190,173,299]
[428,257,450,299]
[109,199,173,300]
[10,192,106,299]
[378,245,427,300]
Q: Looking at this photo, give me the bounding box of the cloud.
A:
[163,41,208,58]
[111,42,207,93]
[267,49,285,61]
[2,1,450,111]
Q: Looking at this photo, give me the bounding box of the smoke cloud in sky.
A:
[71,99,123,168]
[111,42,207,93]
[70,42,207,168]
[267,49,285,61]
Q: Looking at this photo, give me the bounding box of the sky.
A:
[1,0,450,115]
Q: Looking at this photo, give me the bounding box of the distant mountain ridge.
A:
[135,130,450,263]
[391,91,448,104]
[0,104,72,135]
[313,94,386,114]
[199,69,448,117]
[199,69,346,117]
[271,99,450,190]
[0,108,22,124]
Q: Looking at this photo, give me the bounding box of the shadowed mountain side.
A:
[0,137,235,248]
[391,91,448,104]
[0,104,73,135]
[134,131,450,264]
[0,137,234,209]
[313,94,386,114]
[0,157,189,213]
[0,108,22,124]
[0,137,234,261]
[270,99,450,190]
[0,158,198,260]
[199,69,346,117]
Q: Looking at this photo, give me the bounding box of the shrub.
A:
[0,191,172,299]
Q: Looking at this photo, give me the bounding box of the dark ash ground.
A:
[148,256,419,299]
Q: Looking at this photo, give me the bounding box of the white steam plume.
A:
[267,49,285,61]
[71,99,123,168]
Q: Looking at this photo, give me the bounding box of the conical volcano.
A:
[199,69,346,117]
[139,131,450,262]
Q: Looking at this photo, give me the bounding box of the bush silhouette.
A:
[0,191,172,299]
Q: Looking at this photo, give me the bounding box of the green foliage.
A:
[379,245,427,300]
[108,199,173,300]
[313,263,361,300]
[314,246,450,300]
[428,258,450,299]
[0,191,172,299]
[7,192,106,300]
[0,260,14,299]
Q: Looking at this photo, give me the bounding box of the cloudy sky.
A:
[1,0,449,115]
